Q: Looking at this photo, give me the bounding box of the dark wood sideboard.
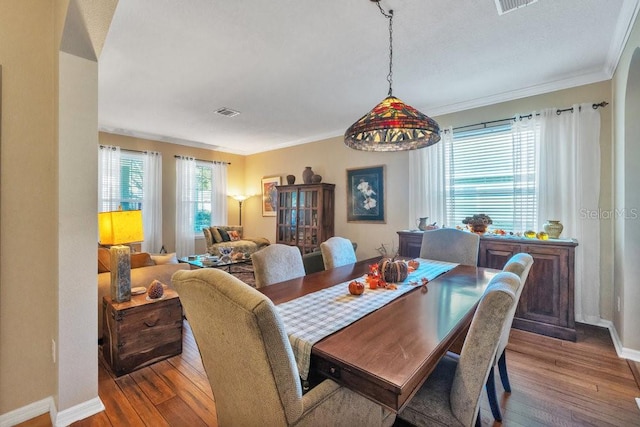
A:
[397,230,578,341]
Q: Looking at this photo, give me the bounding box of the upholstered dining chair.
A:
[302,249,326,275]
[320,236,357,269]
[172,268,396,427]
[397,272,520,427]
[485,253,534,421]
[419,228,480,266]
[251,244,306,288]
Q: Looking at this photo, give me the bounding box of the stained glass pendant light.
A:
[345,1,440,152]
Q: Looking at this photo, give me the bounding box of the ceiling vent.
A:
[214,107,240,118]
[494,0,538,15]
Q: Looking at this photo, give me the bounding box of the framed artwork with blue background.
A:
[346,165,385,223]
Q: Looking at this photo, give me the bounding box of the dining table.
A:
[258,256,499,413]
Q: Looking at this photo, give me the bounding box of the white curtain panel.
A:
[98,145,121,212]
[142,151,163,253]
[536,103,601,324]
[510,117,537,232]
[175,156,196,258]
[408,127,450,229]
[211,162,228,226]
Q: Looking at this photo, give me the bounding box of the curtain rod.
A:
[448,101,609,133]
[100,146,231,165]
[174,155,230,165]
[99,145,160,155]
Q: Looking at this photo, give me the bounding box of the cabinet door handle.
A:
[144,319,159,327]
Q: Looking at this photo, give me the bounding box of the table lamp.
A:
[98,210,144,302]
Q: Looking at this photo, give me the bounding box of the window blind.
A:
[194,161,213,233]
[445,124,537,231]
[119,152,144,210]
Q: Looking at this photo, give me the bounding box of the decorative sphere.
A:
[147,280,164,299]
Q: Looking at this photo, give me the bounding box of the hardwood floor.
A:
[17,323,640,427]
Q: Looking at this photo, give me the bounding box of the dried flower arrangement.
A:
[462,214,493,226]
[462,214,493,234]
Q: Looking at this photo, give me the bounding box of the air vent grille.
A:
[214,107,240,118]
[494,0,538,15]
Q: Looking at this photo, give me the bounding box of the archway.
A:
[622,47,640,350]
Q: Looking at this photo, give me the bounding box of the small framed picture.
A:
[261,176,281,217]
[346,165,385,223]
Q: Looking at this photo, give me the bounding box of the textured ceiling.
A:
[98,0,637,155]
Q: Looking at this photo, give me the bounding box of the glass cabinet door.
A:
[276,184,334,253]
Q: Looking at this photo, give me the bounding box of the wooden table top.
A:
[259,257,499,412]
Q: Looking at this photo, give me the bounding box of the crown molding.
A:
[425,70,611,118]
[605,0,640,76]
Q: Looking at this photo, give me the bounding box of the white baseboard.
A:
[597,319,640,362]
[0,396,104,427]
[54,397,104,427]
[0,397,54,427]
[636,398,640,411]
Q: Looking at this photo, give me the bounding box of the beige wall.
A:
[612,10,640,352]
[1,0,119,419]
[98,133,246,254]
[0,0,60,413]
[58,50,99,411]
[245,81,616,320]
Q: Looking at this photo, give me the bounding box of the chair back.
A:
[172,269,304,426]
[302,250,325,274]
[251,244,305,288]
[450,272,520,426]
[497,253,533,356]
[320,236,357,269]
[419,228,480,266]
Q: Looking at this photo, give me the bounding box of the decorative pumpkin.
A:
[348,280,365,295]
[377,258,409,283]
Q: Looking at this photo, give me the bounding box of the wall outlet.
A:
[617,296,621,312]
[51,338,56,364]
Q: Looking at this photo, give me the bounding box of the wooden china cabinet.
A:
[276,183,335,254]
[398,230,578,341]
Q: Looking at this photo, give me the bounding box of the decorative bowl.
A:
[218,246,234,262]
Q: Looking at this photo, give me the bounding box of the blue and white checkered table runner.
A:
[275,259,458,380]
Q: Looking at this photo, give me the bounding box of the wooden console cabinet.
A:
[397,230,424,258]
[398,230,578,341]
[103,288,183,376]
[276,183,335,254]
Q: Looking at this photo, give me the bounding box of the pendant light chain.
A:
[376,1,394,96]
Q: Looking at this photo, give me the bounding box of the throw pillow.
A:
[98,248,111,273]
[131,252,154,269]
[211,227,223,243]
[228,230,240,241]
[203,227,213,246]
[150,252,179,265]
[219,228,231,242]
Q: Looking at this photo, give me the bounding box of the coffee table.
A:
[179,256,252,274]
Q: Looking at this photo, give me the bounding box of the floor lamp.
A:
[232,195,249,226]
[98,210,144,302]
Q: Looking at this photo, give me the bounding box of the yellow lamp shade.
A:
[98,210,144,245]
